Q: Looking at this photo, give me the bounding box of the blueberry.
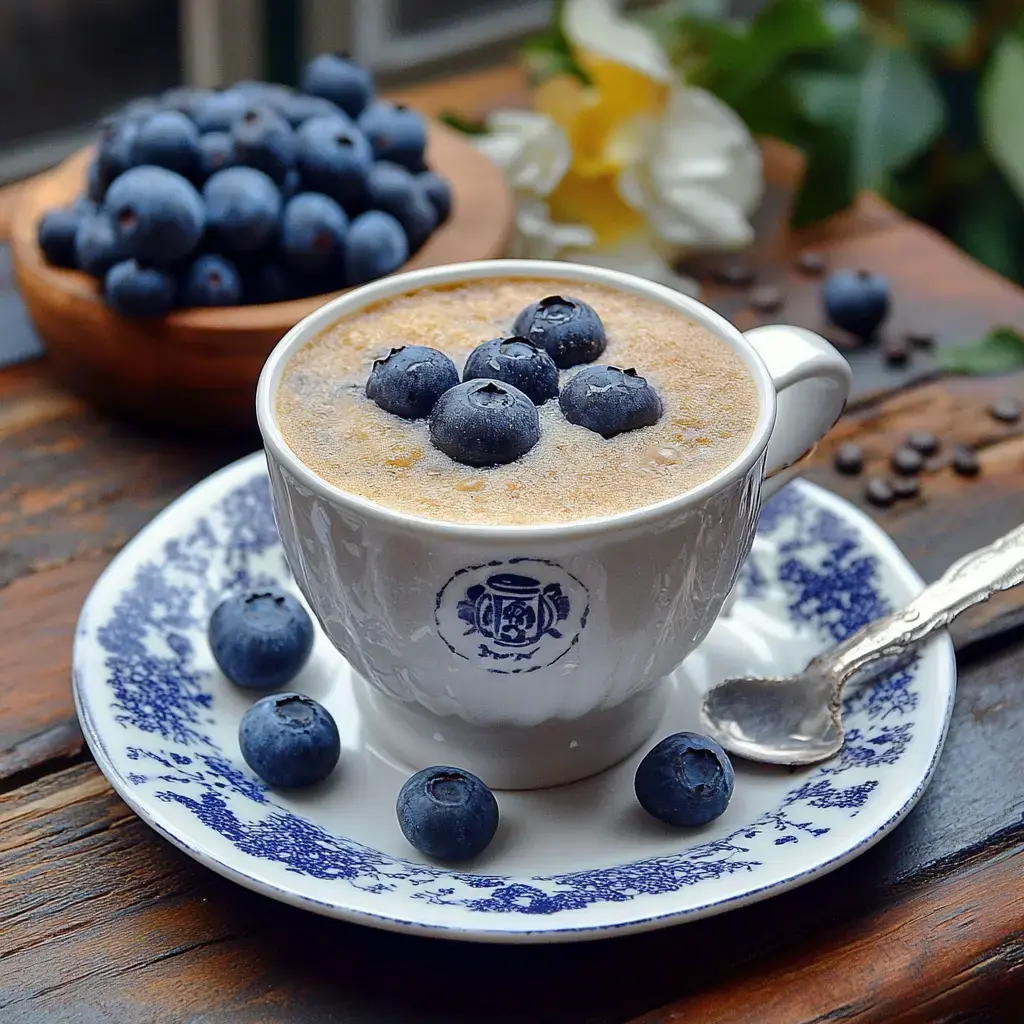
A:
[86,159,110,203]
[120,96,163,122]
[197,131,236,179]
[209,589,315,690]
[366,345,459,420]
[301,53,374,119]
[463,337,559,405]
[202,166,282,255]
[634,732,734,827]
[280,167,302,201]
[131,111,202,179]
[104,259,176,317]
[96,117,139,180]
[822,269,890,338]
[274,92,346,128]
[367,162,437,253]
[232,80,294,104]
[181,253,242,307]
[192,90,249,133]
[160,86,215,119]
[239,693,340,789]
[559,365,662,438]
[430,380,540,467]
[73,194,98,217]
[296,116,373,209]
[281,192,348,275]
[417,170,451,224]
[37,208,84,268]
[74,213,128,278]
[513,295,606,368]
[344,210,408,285]
[243,261,296,304]
[357,102,427,171]
[232,106,297,184]
[103,166,205,265]
[396,766,498,861]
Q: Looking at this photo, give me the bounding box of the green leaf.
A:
[898,0,973,52]
[981,33,1024,206]
[790,125,857,226]
[438,112,487,135]
[935,328,1024,375]
[946,170,1024,282]
[520,1,592,87]
[792,44,945,190]
[703,0,840,105]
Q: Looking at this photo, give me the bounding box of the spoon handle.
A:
[812,521,1024,681]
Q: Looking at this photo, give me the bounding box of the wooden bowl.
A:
[11,122,515,432]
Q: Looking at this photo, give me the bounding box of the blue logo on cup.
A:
[435,559,589,673]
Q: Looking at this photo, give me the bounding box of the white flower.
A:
[472,0,763,270]
[473,110,572,197]
[562,0,673,83]
[618,87,763,250]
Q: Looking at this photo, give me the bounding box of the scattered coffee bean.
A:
[905,330,935,349]
[892,476,920,500]
[749,284,778,311]
[952,445,980,476]
[883,336,909,365]
[749,284,783,313]
[891,446,924,476]
[907,430,939,456]
[712,263,755,287]
[865,477,895,507]
[796,251,827,275]
[988,397,1021,423]
[833,442,864,475]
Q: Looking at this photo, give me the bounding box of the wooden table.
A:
[4,68,1024,1024]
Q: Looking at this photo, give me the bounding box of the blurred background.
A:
[3,0,1023,284]
[0,0,554,182]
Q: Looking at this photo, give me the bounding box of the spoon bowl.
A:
[700,521,1024,766]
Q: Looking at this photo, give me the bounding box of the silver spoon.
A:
[700,521,1024,766]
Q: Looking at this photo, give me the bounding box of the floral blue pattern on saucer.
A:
[73,454,956,943]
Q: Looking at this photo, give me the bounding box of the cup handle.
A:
[743,325,852,499]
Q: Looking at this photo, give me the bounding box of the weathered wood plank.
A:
[0,557,107,780]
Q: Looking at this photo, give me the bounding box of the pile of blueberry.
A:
[211,587,735,862]
[366,294,664,467]
[35,53,451,317]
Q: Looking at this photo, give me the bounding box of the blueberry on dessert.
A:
[239,693,340,788]
[634,732,735,827]
[559,365,662,438]
[397,766,499,861]
[429,379,540,466]
[512,295,606,368]
[366,345,459,419]
[209,589,314,690]
[462,336,559,405]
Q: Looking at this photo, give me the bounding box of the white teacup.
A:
[256,260,851,789]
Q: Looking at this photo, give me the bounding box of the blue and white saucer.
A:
[73,454,955,943]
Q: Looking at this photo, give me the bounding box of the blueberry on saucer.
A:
[634,732,735,827]
[559,365,662,438]
[397,766,499,861]
[430,379,540,466]
[209,589,314,690]
[239,693,340,788]
[462,336,559,405]
[366,345,459,420]
[513,295,606,368]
